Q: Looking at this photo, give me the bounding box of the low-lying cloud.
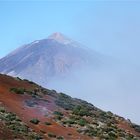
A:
[47,62,140,124]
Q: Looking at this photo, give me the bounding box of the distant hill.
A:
[0,32,105,86]
[0,74,140,139]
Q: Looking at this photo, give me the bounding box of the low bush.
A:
[44,122,52,125]
[54,111,63,116]
[55,93,75,110]
[0,107,6,113]
[30,119,40,125]
[48,133,56,138]
[57,136,64,139]
[72,105,91,116]
[131,123,140,133]
[5,112,16,121]
[10,87,25,94]
[77,119,87,126]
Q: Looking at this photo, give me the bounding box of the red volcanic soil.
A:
[0,74,93,140]
[117,119,140,137]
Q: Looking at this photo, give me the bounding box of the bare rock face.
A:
[0,32,103,86]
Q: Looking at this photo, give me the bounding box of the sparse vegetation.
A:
[54,111,64,120]
[72,105,91,116]
[55,93,75,110]
[131,123,140,133]
[0,106,42,139]
[10,87,25,94]
[2,75,140,140]
[77,118,87,126]
[10,87,42,98]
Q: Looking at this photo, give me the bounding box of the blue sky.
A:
[0,1,140,65]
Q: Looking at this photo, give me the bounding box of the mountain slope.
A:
[0,74,140,140]
[0,32,103,86]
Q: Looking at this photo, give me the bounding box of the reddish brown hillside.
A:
[0,74,92,140]
[0,74,140,140]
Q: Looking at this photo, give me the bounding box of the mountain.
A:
[0,32,103,86]
[0,73,140,140]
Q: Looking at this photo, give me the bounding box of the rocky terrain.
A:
[0,73,140,140]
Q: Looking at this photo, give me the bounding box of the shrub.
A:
[48,133,56,138]
[30,119,40,125]
[72,105,91,116]
[55,93,75,110]
[77,119,87,126]
[108,131,118,139]
[23,79,36,85]
[53,111,63,116]
[57,136,64,139]
[44,122,52,125]
[5,112,16,121]
[0,106,42,139]
[55,100,74,110]
[30,133,43,139]
[131,123,140,133]
[53,111,63,120]
[65,119,75,125]
[56,115,63,120]
[10,87,25,94]
[0,107,6,113]
[16,77,22,81]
